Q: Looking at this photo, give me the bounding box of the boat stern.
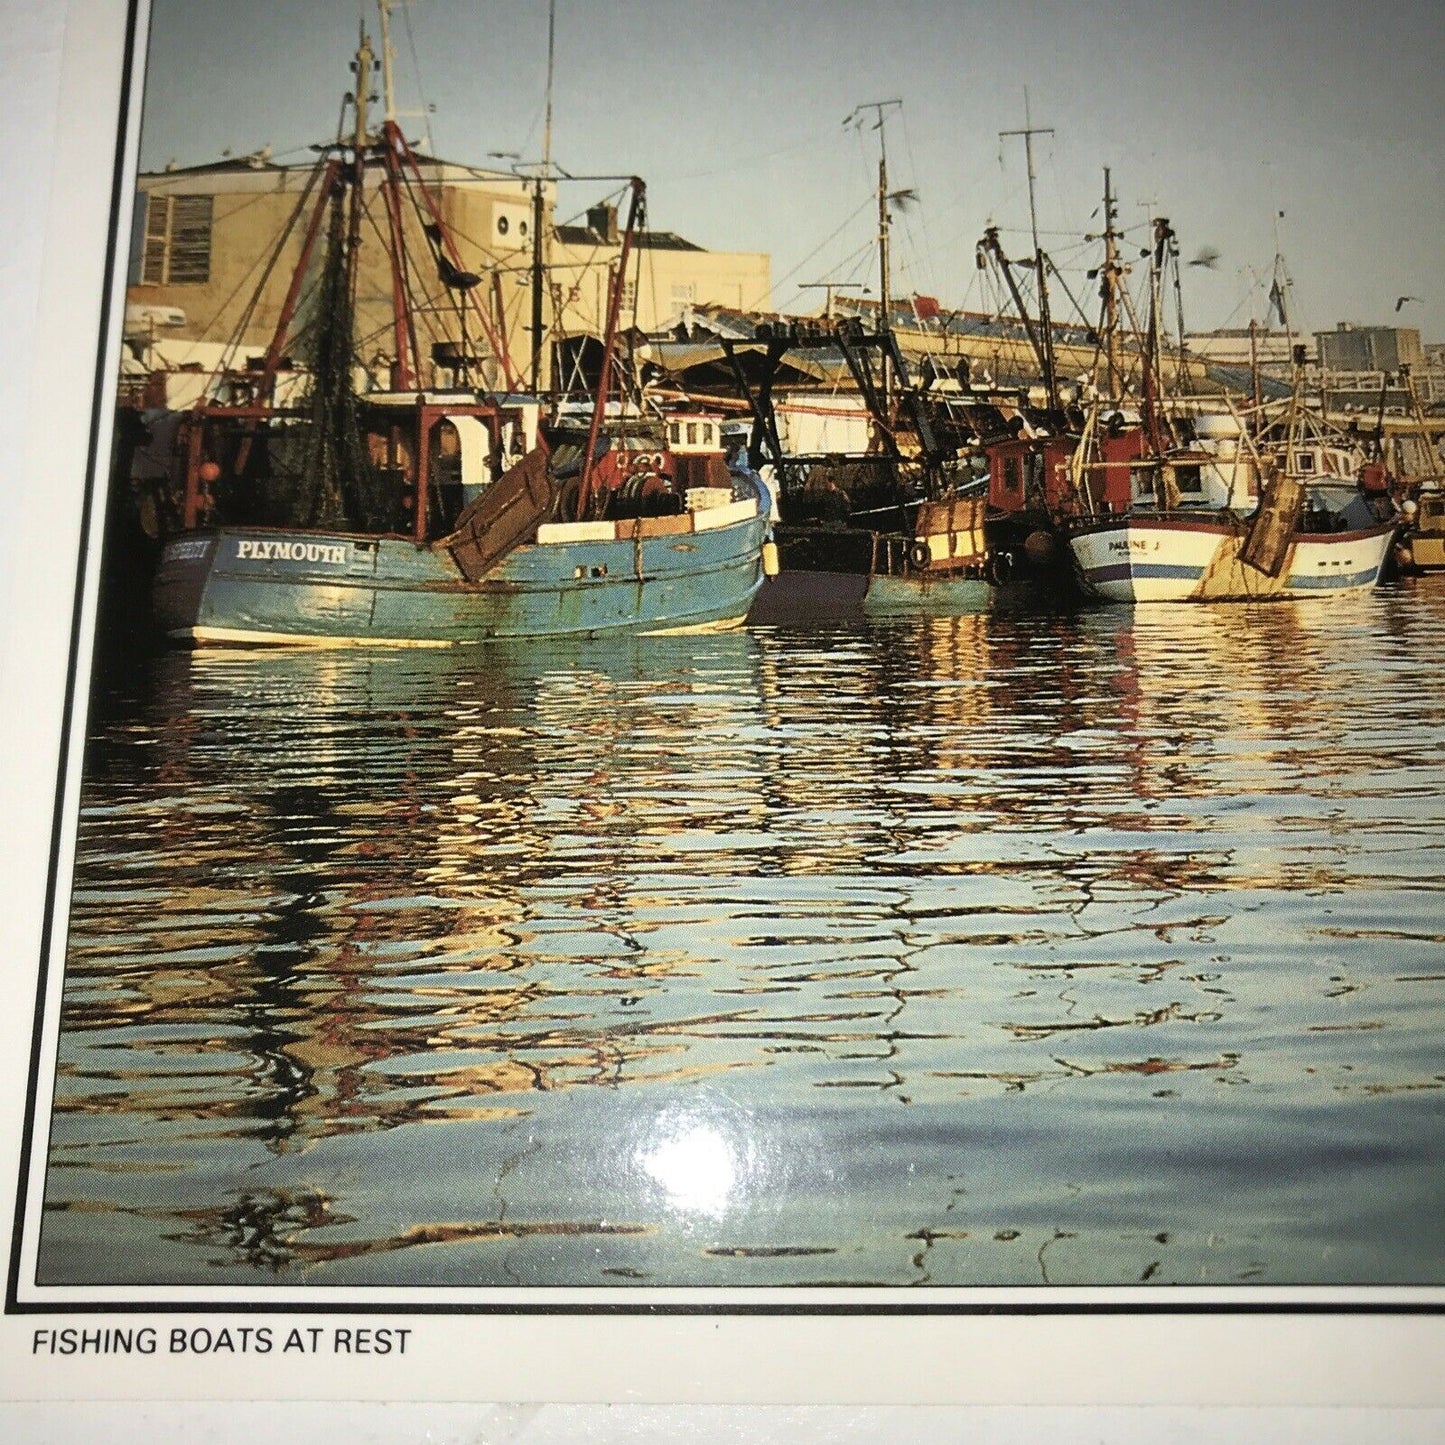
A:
[152,534,218,643]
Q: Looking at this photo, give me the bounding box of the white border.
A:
[6,0,148,1314]
[1,0,1443,1412]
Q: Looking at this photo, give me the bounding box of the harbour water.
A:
[37,581,1445,1290]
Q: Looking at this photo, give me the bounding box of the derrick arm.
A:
[577,178,646,518]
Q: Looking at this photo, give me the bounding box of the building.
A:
[1309,322,1445,421]
[1314,322,1423,375]
[1185,326,1297,371]
[549,202,771,391]
[128,152,546,389]
[125,157,770,395]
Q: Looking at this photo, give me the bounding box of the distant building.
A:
[1184,326,1297,371]
[1308,322,1445,421]
[1314,322,1423,374]
[127,154,545,388]
[550,201,770,391]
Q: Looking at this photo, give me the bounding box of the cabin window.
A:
[1003,455,1022,493]
[669,423,681,445]
[1131,466,1155,498]
[141,193,213,285]
[686,422,698,445]
[1173,464,1203,494]
[1296,452,1316,473]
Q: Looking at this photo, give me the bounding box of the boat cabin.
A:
[170,390,539,540]
[984,434,1075,517]
[1074,425,1147,515]
[665,413,724,455]
[1068,413,1266,516]
[660,410,735,492]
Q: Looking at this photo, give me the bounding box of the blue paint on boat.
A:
[862,572,992,616]
[155,481,772,646]
[1084,561,1209,586]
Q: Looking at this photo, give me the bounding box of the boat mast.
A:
[1095,167,1122,398]
[346,23,374,316]
[1000,98,1059,412]
[846,100,902,411]
[530,0,556,395]
[1249,318,1262,410]
[1267,212,1296,349]
[576,178,646,520]
[1142,215,1176,456]
[1166,223,1189,396]
[377,0,397,125]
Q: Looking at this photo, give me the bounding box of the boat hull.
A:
[1068,514,1395,603]
[1408,533,1445,571]
[155,499,770,645]
[862,572,991,616]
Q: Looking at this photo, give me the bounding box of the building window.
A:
[619,280,636,312]
[142,193,213,284]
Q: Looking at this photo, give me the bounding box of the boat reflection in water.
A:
[40,589,1445,1289]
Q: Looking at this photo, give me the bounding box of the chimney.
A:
[587,202,620,244]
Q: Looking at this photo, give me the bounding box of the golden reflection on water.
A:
[39,589,1445,1286]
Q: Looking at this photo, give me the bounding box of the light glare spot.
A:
[643,1124,736,1217]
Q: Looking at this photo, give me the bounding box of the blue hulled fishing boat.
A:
[145,22,770,648]
[154,460,772,646]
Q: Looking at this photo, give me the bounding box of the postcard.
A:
[3,0,1444,1412]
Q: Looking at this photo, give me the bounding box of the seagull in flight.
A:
[1396,295,1423,311]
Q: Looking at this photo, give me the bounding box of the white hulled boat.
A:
[1067,409,1398,603]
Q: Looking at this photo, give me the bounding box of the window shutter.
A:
[141,195,169,284]
[140,193,213,284]
[167,195,213,283]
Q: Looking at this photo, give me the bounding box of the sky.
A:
[134,0,1445,341]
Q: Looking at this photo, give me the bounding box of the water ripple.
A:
[38,584,1445,1287]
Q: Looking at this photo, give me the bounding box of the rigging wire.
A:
[664,128,836,185]
[763,192,876,312]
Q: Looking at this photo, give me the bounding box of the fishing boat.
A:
[1062,216,1396,604]
[725,317,997,623]
[153,432,773,646]
[146,22,770,647]
[1384,370,1445,574]
[1065,406,1397,603]
[859,493,991,615]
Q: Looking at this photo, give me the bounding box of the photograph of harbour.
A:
[20,0,1445,1297]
